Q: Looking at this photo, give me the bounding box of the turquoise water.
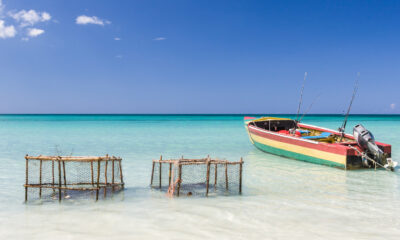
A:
[0,114,399,239]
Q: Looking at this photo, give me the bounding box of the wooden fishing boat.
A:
[244,116,395,170]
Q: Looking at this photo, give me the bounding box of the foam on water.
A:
[0,115,399,239]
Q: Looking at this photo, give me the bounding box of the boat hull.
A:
[251,133,346,168]
[244,117,391,169]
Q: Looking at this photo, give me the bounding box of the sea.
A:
[0,114,399,239]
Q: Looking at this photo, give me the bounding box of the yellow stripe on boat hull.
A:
[250,133,347,166]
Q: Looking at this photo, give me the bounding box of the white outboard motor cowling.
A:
[353,124,384,164]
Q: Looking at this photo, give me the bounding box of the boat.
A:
[244,116,396,170]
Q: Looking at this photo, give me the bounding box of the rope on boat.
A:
[348,145,394,171]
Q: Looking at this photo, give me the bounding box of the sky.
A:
[0,0,399,114]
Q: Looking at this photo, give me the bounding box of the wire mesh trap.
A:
[24,155,124,202]
[150,156,243,197]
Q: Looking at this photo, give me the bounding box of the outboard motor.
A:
[353,124,384,167]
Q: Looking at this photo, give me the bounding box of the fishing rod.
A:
[299,94,321,123]
[339,72,359,142]
[296,72,307,122]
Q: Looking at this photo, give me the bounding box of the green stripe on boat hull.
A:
[253,141,346,169]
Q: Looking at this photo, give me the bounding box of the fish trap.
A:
[150,156,243,197]
[24,155,124,202]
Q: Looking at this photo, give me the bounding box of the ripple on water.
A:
[0,115,399,239]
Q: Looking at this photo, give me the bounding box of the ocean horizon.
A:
[1,113,399,115]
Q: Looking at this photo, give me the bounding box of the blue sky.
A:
[0,0,399,114]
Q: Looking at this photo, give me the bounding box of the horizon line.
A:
[0,113,399,116]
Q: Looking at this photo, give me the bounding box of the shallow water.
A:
[0,114,399,239]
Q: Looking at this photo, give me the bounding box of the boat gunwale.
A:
[297,123,390,147]
[248,125,320,145]
[248,124,355,155]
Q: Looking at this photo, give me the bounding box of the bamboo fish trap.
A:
[24,154,124,202]
[150,156,243,197]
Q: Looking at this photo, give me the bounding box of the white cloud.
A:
[0,20,16,39]
[41,12,51,21]
[114,37,121,41]
[115,54,123,58]
[76,15,109,26]
[9,9,51,27]
[390,103,396,110]
[153,37,166,41]
[27,28,44,37]
[0,3,50,39]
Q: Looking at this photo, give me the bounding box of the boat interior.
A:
[249,118,354,144]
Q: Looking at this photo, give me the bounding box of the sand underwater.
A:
[0,114,399,239]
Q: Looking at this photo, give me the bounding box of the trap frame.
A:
[150,156,243,197]
[24,154,124,202]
